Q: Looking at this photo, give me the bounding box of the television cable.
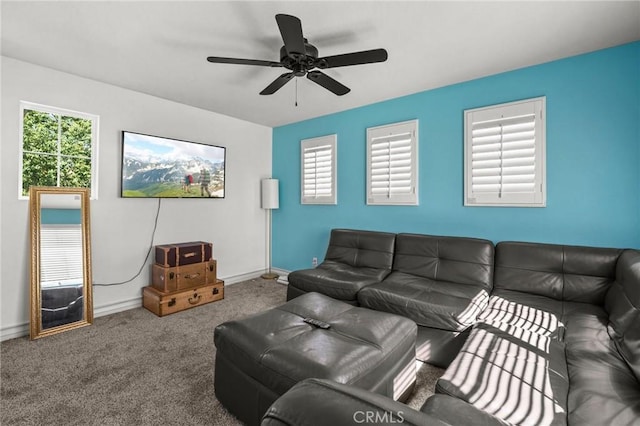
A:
[93,198,161,287]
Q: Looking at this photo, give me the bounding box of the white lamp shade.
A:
[261,178,279,209]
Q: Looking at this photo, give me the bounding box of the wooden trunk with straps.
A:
[142,280,224,317]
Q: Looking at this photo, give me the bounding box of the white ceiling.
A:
[2,1,639,128]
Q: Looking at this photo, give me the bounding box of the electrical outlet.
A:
[312,257,318,267]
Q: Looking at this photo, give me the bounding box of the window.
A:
[40,224,83,287]
[464,97,546,207]
[366,119,418,205]
[301,134,336,204]
[19,102,98,199]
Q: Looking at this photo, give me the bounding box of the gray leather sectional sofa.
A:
[289,230,495,368]
[277,229,640,425]
[41,285,84,329]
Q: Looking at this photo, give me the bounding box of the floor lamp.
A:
[261,178,279,280]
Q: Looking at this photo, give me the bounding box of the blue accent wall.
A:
[272,42,640,272]
[41,209,81,225]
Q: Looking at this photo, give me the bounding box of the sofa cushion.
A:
[393,233,494,292]
[562,301,609,344]
[358,272,489,331]
[324,228,396,269]
[436,322,569,426]
[495,242,622,304]
[288,261,390,302]
[561,298,640,425]
[480,289,565,340]
[604,249,640,382]
[421,394,508,426]
[262,378,450,426]
[566,342,640,425]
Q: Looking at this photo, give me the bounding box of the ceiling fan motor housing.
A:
[279,41,326,76]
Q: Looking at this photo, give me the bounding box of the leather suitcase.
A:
[151,260,216,293]
[155,241,213,267]
[205,259,217,284]
[142,280,224,317]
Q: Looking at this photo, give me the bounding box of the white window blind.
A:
[367,120,418,205]
[301,134,337,204]
[464,97,546,207]
[40,224,83,286]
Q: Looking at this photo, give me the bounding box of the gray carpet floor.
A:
[1,278,444,425]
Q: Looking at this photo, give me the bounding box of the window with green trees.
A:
[20,102,98,198]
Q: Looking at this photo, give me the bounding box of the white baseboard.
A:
[1,296,143,342]
[272,267,290,285]
[94,297,142,317]
[0,323,29,342]
[222,269,266,285]
[0,269,274,342]
[232,268,290,285]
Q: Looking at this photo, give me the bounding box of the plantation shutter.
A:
[465,98,546,207]
[301,134,337,204]
[367,120,418,205]
[40,224,83,285]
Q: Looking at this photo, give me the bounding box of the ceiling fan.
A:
[206,14,388,96]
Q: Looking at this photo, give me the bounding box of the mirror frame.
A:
[29,186,93,339]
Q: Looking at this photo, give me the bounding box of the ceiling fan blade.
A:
[306,71,350,96]
[318,48,388,69]
[260,72,295,95]
[275,14,306,57]
[207,56,282,67]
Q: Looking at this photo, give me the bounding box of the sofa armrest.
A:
[605,249,640,382]
[421,394,509,426]
[261,378,450,426]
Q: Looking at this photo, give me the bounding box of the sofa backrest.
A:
[41,285,84,309]
[325,229,396,270]
[494,242,622,304]
[393,234,494,291]
[605,249,640,382]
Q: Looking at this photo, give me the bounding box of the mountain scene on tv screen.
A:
[122,155,225,198]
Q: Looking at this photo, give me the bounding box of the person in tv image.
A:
[182,174,193,193]
[199,167,212,197]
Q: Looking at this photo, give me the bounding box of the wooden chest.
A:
[142,280,224,317]
[151,259,217,293]
[155,241,213,267]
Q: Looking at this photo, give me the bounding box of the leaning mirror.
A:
[29,186,93,339]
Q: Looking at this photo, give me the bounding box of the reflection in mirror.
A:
[29,186,93,339]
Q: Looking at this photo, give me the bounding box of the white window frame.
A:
[301,134,337,205]
[464,97,546,207]
[19,101,99,200]
[366,119,419,206]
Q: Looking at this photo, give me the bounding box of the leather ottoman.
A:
[214,292,417,425]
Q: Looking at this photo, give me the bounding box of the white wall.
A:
[1,57,273,340]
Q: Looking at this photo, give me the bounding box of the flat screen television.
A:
[121,131,225,198]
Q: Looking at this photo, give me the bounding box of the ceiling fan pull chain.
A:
[295,78,298,107]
